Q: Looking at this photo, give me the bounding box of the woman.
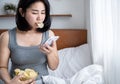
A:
[0,0,59,84]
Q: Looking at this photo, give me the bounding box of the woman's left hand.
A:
[39,41,59,70]
[40,41,57,55]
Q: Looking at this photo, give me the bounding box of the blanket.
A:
[42,64,104,84]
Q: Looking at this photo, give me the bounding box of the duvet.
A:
[42,64,104,84]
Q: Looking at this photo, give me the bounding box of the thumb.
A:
[14,74,24,80]
[23,78,34,84]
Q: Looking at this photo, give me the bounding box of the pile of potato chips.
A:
[14,68,38,81]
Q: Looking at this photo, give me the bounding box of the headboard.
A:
[52,29,87,50]
[0,29,87,50]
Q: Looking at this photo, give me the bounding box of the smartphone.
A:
[44,36,59,46]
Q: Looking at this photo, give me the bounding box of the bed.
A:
[0,29,103,84]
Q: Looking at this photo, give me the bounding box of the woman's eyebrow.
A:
[31,9,45,12]
[31,9,39,12]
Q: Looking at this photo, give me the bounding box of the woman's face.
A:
[23,1,46,29]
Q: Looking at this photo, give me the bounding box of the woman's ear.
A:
[19,8,24,17]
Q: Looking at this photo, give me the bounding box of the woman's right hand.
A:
[7,75,35,84]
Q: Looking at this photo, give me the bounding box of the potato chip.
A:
[37,23,44,28]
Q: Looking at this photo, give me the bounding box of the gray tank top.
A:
[9,28,49,81]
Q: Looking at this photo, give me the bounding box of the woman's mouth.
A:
[36,22,44,28]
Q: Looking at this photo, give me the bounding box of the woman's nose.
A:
[37,14,42,20]
[37,16,40,21]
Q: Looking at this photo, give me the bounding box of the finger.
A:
[39,44,47,50]
[40,44,50,50]
[40,45,46,51]
[44,44,52,50]
[50,41,57,49]
[14,74,23,80]
[39,45,46,53]
[23,79,34,84]
[40,44,53,54]
[42,46,50,53]
[31,81,36,84]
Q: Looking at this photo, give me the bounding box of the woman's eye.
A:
[32,12,38,14]
[41,12,45,14]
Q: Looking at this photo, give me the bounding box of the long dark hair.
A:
[15,0,51,32]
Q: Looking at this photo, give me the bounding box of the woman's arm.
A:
[40,30,59,70]
[0,31,11,83]
[0,31,35,84]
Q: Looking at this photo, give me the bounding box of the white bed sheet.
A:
[42,64,104,84]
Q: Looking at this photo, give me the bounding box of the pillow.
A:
[48,44,93,79]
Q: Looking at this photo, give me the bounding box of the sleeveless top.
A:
[9,28,49,81]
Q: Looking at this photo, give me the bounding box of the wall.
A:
[85,0,91,43]
[0,0,85,29]
[85,0,92,56]
[0,0,18,29]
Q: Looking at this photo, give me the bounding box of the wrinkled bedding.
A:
[42,64,104,84]
[42,44,104,84]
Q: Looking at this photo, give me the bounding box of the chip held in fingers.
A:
[14,68,38,81]
[37,23,44,28]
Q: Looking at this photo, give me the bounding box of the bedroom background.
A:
[0,0,120,84]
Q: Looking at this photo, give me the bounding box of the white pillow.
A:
[48,44,92,79]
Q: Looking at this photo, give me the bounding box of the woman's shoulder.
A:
[0,31,9,43]
[48,30,55,37]
[0,31,9,39]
